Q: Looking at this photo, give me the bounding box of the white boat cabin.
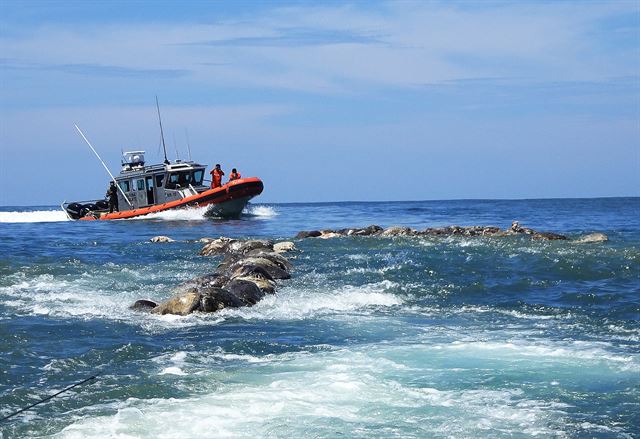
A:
[115,151,209,210]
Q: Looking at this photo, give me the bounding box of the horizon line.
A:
[1,195,638,209]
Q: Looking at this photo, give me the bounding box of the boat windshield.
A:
[165,170,204,189]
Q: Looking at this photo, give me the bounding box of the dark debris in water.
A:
[296,221,608,243]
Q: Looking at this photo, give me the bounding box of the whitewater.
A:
[0,198,638,438]
[0,204,277,223]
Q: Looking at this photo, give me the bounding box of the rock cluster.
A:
[150,236,175,243]
[132,238,296,315]
[295,221,569,241]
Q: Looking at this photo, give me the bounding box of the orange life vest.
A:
[210,168,224,188]
[229,172,241,181]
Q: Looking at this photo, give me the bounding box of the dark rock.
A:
[421,227,449,236]
[353,225,383,236]
[230,264,276,282]
[199,287,245,312]
[178,273,230,290]
[296,230,322,239]
[130,299,158,311]
[214,253,244,275]
[532,232,567,240]
[226,279,266,305]
[226,239,274,255]
[229,257,291,280]
[233,275,276,294]
[248,252,294,272]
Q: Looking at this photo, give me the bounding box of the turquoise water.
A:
[0,198,638,438]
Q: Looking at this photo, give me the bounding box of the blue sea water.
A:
[0,198,638,438]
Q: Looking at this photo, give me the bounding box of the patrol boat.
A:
[63,151,263,220]
[63,99,264,221]
[62,148,264,220]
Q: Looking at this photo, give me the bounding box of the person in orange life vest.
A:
[229,168,241,182]
[210,164,224,188]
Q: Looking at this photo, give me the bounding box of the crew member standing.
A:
[210,164,225,188]
[229,168,241,182]
[106,181,119,213]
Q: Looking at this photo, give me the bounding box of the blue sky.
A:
[0,0,638,205]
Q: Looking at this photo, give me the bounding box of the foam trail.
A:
[132,206,210,221]
[0,210,70,223]
[124,204,276,221]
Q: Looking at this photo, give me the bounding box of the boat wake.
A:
[0,204,277,223]
[0,210,70,223]
[129,204,278,221]
[134,206,211,221]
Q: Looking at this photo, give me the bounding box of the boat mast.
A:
[74,124,133,207]
[156,96,170,165]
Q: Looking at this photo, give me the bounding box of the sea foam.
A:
[0,209,70,223]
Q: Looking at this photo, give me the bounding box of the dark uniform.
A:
[107,183,119,213]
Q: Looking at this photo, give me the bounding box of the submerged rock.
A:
[150,236,175,243]
[574,232,609,243]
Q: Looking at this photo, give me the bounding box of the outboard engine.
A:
[65,203,83,219]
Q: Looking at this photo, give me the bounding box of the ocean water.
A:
[0,198,638,438]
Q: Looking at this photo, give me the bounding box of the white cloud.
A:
[0,1,636,94]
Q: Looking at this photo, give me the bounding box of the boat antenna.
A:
[172,132,180,160]
[74,124,133,208]
[155,96,169,165]
[184,128,192,161]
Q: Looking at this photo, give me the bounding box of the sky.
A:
[0,0,638,205]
